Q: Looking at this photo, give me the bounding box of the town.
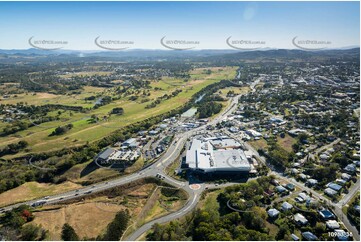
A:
[0,1,359,241]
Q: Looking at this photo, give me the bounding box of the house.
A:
[281,201,293,211]
[275,185,287,193]
[341,173,351,181]
[319,153,330,161]
[335,179,347,186]
[246,129,262,138]
[291,168,300,174]
[294,213,308,225]
[326,220,340,229]
[271,179,280,186]
[298,173,308,180]
[298,192,309,201]
[324,188,338,197]
[267,208,280,218]
[138,130,147,136]
[159,123,168,129]
[264,189,275,197]
[327,182,342,192]
[305,197,317,207]
[344,164,356,174]
[301,231,318,241]
[291,234,299,241]
[306,178,318,187]
[319,209,335,220]
[149,129,159,135]
[285,183,295,191]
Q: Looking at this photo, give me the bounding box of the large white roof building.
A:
[185,136,251,173]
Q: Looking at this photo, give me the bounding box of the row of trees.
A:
[0,140,28,156]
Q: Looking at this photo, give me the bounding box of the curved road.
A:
[3,77,356,241]
[0,90,243,239]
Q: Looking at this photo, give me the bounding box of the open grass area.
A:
[30,183,156,240]
[0,181,82,207]
[277,134,297,153]
[198,189,222,213]
[1,66,237,157]
[249,138,269,151]
[0,86,106,107]
[218,86,251,99]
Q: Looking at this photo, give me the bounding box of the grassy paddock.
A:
[1,67,237,157]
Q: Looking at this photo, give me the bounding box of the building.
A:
[319,209,335,220]
[326,220,340,229]
[246,129,262,138]
[267,208,280,218]
[327,182,342,192]
[122,138,138,149]
[281,201,293,211]
[291,234,299,241]
[275,185,287,194]
[184,136,251,174]
[344,164,356,174]
[306,178,318,187]
[96,148,117,163]
[298,192,309,201]
[341,173,352,181]
[294,213,308,226]
[324,188,338,197]
[335,179,347,186]
[302,232,318,241]
[285,183,295,191]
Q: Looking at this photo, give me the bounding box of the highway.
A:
[1,77,358,241]
[0,87,243,238]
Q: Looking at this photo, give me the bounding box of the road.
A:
[268,170,360,241]
[301,138,341,163]
[1,76,358,241]
[0,83,244,238]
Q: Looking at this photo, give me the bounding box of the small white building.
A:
[281,201,293,211]
[267,208,280,218]
[326,220,340,229]
[294,213,308,225]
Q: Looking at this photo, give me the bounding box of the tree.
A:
[111,107,124,115]
[21,224,41,241]
[61,223,79,241]
[100,210,129,241]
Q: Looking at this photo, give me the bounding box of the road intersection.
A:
[0,79,359,241]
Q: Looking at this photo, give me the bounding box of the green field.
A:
[0,66,237,157]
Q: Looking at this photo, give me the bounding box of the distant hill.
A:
[0,47,358,62]
[211,48,360,61]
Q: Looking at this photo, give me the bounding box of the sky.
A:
[0,1,359,50]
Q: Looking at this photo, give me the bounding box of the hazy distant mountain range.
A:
[0,47,359,62]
